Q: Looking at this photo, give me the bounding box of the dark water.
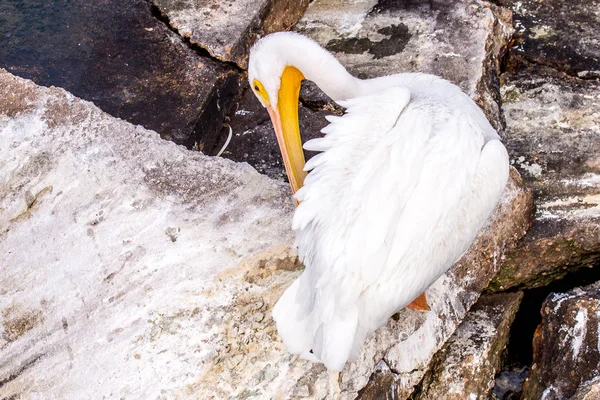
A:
[1,1,145,99]
[0,0,235,146]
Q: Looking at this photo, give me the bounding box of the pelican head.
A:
[248,32,311,195]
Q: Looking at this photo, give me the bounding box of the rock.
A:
[0,69,294,398]
[489,0,600,291]
[498,0,600,79]
[521,281,600,400]
[492,367,529,400]
[414,292,524,400]
[0,0,241,148]
[355,361,399,400]
[358,292,524,399]
[0,71,532,399]
[489,64,600,291]
[294,0,514,131]
[571,376,600,400]
[151,0,310,68]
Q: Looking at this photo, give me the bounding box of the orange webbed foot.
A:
[406,292,430,311]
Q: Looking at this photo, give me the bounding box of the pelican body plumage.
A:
[247,32,509,372]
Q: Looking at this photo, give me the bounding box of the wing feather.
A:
[276,85,508,370]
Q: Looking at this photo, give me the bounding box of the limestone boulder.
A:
[0,69,294,399]
[522,282,600,400]
[489,0,600,292]
[358,292,524,399]
[415,292,523,400]
[571,376,600,400]
[0,69,532,399]
[151,0,310,68]
[489,65,600,291]
[0,0,241,148]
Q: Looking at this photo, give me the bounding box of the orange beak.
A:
[267,66,307,195]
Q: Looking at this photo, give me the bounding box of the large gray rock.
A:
[0,70,532,399]
[358,292,524,399]
[151,0,310,68]
[489,65,600,291]
[415,292,523,400]
[0,69,294,398]
[488,0,600,292]
[0,0,241,148]
[522,282,600,400]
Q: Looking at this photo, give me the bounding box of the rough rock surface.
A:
[487,0,600,292]
[571,376,600,400]
[354,361,399,400]
[0,69,294,398]
[151,0,310,68]
[498,0,600,79]
[522,282,600,400]
[0,0,241,148]
[358,292,524,399]
[0,71,531,399]
[489,65,600,291]
[492,366,529,400]
[415,292,523,400]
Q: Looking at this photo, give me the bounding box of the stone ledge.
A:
[151,0,310,68]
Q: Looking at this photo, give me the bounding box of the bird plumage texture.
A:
[249,32,509,371]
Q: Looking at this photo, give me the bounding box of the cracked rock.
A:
[489,64,600,292]
[571,376,600,400]
[151,0,310,68]
[0,0,241,148]
[355,360,399,400]
[357,292,524,400]
[490,0,600,293]
[522,281,600,400]
[415,292,523,400]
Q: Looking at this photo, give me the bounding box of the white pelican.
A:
[248,32,509,372]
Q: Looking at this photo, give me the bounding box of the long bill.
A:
[267,66,307,195]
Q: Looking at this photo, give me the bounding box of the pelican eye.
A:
[252,79,270,106]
